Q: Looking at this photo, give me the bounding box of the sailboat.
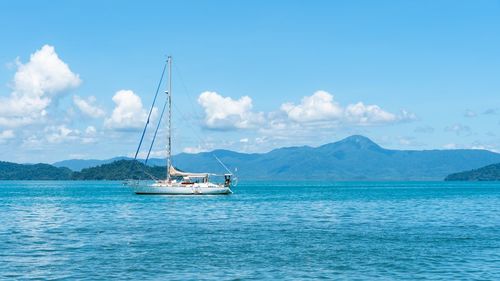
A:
[131,56,234,195]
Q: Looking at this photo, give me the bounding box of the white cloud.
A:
[193,90,416,153]
[183,145,210,154]
[22,135,44,149]
[73,95,105,118]
[196,90,412,134]
[104,90,157,130]
[255,136,267,144]
[395,136,426,147]
[344,102,397,125]
[85,126,96,135]
[280,90,412,126]
[0,130,15,143]
[198,91,264,130]
[280,91,343,122]
[81,126,98,143]
[471,145,487,150]
[130,150,167,159]
[469,140,499,153]
[45,125,81,144]
[442,142,498,152]
[397,109,417,122]
[443,143,457,149]
[24,124,98,146]
[0,45,81,127]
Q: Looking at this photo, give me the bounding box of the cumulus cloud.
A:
[104,90,157,130]
[195,89,414,145]
[198,91,264,130]
[0,45,81,127]
[344,102,397,125]
[280,91,343,122]
[73,95,105,118]
[280,90,412,126]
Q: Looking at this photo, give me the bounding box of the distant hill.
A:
[445,163,500,181]
[53,157,129,171]
[4,135,500,181]
[53,157,165,171]
[71,160,165,180]
[0,161,72,180]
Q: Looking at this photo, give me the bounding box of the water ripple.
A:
[0,181,499,280]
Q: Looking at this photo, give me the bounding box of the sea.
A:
[0,181,498,280]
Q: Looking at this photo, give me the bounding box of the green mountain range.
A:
[3,135,500,181]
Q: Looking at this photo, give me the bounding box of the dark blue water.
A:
[0,181,499,280]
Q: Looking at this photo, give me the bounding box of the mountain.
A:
[169,135,500,180]
[0,161,72,180]
[445,163,500,181]
[4,135,500,181]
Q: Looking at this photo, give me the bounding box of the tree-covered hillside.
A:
[0,161,72,180]
[445,163,500,181]
[71,160,166,180]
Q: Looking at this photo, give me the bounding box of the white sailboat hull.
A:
[132,182,232,195]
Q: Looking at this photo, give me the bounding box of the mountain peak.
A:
[319,135,383,151]
[339,135,379,146]
[342,135,374,143]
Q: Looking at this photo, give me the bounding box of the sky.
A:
[0,0,499,163]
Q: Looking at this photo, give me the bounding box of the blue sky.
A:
[0,0,499,163]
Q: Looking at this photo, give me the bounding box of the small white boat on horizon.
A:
[128,56,235,195]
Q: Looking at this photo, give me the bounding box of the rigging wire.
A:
[129,61,167,180]
[171,101,238,179]
[133,62,167,161]
[213,154,233,175]
[174,60,204,120]
[169,61,239,178]
[132,59,238,182]
[145,99,168,165]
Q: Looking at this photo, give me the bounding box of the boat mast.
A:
[166,56,172,182]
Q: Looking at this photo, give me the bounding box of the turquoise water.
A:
[0,181,499,280]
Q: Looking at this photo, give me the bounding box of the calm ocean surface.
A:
[0,181,499,280]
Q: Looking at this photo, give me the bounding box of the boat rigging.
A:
[129,56,236,195]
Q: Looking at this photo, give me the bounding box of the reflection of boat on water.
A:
[128,56,235,195]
